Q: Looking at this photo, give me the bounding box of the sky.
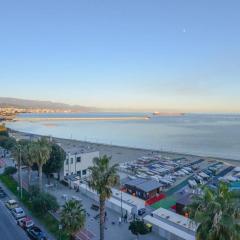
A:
[0,0,240,112]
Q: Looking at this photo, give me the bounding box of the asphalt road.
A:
[0,200,28,240]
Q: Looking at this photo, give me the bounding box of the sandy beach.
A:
[9,129,240,167]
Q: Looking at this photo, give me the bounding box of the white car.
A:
[5,199,18,210]
[12,207,26,219]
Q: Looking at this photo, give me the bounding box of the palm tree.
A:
[60,199,85,239]
[12,142,22,185]
[22,142,36,188]
[186,183,240,240]
[88,155,119,240]
[30,138,51,190]
[12,140,29,185]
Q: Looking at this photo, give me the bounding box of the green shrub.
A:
[129,220,150,236]
[4,166,17,175]
[32,191,59,216]
[29,185,40,198]
[0,136,16,150]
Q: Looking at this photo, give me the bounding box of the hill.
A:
[0,97,96,112]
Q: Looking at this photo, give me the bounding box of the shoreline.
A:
[13,116,149,121]
[9,129,240,167]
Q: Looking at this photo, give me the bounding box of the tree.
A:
[0,136,16,150]
[186,183,240,240]
[0,124,8,137]
[12,140,25,186]
[12,139,35,189]
[30,138,51,190]
[4,166,17,175]
[43,143,66,183]
[29,184,40,199]
[129,220,150,239]
[88,155,119,240]
[22,141,36,188]
[32,191,59,216]
[60,200,85,239]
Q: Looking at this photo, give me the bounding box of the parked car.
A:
[12,207,26,219]
[91,204,99,211]
[5,199,18,210]
[27,226,48,240]
[17,216,34,230]
[0,190,7,198]
[138,208,146,216]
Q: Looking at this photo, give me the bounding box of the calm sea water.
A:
[6,113,240,160]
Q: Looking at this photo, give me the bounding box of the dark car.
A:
[27,226,48,240]
[138,208,146,216]
[0,190,7,198]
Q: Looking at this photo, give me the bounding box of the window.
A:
[71,158,73,164]
[77,171,81,176]
[82,169,87,175]
[77,157,81,162]
[66,159,69,165]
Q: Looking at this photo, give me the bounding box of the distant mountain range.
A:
[0,97,97,112]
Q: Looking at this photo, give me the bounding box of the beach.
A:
[10,129,240,167]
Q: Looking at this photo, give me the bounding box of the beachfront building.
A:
[59,150,99,186]
[144,208,198,240]
[123,178,163,200]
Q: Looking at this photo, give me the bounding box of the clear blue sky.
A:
[0,0,240,112]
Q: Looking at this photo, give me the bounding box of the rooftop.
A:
[152,208,198,232]
[59,143,99,155]
[124,178,163,192]
[176,194,193,206]
[144,215,195,240]
[64,174,81,181]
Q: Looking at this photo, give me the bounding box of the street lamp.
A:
[20,146,23,199]
[58,224,62,240]
[120,189,123,218]
[17,142,23,199]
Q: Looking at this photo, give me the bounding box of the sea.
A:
[5,112,240,161]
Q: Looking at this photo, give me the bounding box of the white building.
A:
[59,150,99,183]
[78,183,144,215]
[144,208,198,240]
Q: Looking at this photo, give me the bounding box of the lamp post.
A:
[20,147,23,199]
[120,189,123,218]
[17,142,23,199]
[58,224,62,240]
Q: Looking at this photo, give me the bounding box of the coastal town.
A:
[0,126,240,240]
[1,1,240,239]
[0,107,78,121]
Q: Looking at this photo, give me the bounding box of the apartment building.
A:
[59,149,99,181]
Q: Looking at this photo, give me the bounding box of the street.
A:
[0,200,27,240]
[0,155,56,240]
